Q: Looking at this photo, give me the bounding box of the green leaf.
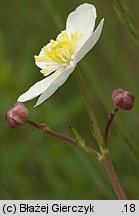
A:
[71,127,102,161]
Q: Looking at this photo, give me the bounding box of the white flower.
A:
[18,3,104,106]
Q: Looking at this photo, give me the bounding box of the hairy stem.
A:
[103,153,127,199]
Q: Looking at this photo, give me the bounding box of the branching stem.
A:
[27,120,78,146]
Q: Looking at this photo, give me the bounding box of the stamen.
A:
[35,31,83,75]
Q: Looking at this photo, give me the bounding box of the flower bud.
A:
[6,102,28,128]
[112,89,135,110]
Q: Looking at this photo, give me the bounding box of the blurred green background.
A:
[0,0,139,199]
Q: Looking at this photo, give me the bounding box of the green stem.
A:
[71,127,102,161]
[76,66,127,199]
[27,119,127,199]
[76,66,105,151]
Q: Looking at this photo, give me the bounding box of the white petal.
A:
[66,3,96,42]
[35,65,76,106]
[40,65,60,76]
[35,49,46,69]
[35,42,52,70]
[74,19,104,64]
[17,74,58,102]
[36,60,47,70]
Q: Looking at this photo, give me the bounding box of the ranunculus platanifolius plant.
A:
[18,3,104,106]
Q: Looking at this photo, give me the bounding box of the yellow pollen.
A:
[35,31,83,72]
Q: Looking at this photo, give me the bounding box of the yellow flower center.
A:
[35,31,83,75]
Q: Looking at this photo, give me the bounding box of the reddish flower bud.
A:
[6,102,28,128]
[112,89,135,110]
